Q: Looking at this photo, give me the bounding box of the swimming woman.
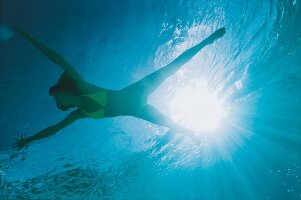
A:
[13,26,226,150]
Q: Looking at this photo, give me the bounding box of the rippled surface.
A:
[1,0,301,199]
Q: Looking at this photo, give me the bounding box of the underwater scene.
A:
[0,0,301,199]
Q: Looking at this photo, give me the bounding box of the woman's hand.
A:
[13,135,32,151]
[12,109,84,151]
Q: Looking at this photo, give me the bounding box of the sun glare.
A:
[168,80,228,134]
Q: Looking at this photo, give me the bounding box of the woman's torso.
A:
[79,87,147,119]
[79,90,107,119]
[53,73,145,118]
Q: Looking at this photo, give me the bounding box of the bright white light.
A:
[168,80,227,134]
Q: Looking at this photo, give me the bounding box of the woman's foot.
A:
[207,27,226,43]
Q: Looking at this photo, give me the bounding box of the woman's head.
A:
[49,73,81,96]
[49,86,80,111]
[49,73,82,111]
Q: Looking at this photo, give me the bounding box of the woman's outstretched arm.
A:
[13,109,86,150]
[12,26,85,85]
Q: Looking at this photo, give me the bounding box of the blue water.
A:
[0,0,301,199]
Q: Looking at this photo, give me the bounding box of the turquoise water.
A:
[0,0,301,199]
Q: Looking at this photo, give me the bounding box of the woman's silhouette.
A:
[13,26,226,150]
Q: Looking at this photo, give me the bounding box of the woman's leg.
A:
[123,27,226,96]
[135,104,194,136]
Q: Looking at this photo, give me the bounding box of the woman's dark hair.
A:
[49,86,57,96]
[49,73,81,96]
